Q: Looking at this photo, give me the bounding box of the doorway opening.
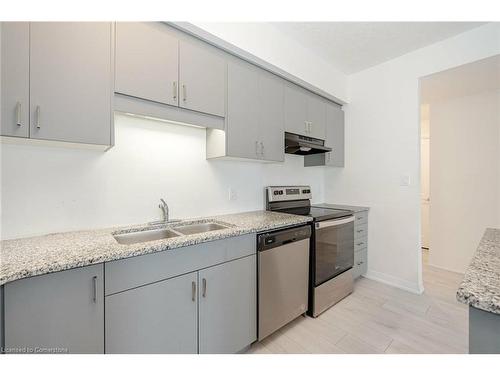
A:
[419,54,500,273]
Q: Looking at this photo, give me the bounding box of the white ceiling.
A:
[420,54,500,105]
[270,22,487,74]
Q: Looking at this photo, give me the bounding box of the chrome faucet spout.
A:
[159,198,169,222]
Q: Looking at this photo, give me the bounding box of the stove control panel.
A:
[266,186,312,203]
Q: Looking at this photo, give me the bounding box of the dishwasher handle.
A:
[258,225,311,252]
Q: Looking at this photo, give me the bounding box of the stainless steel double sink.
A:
[113,222,231,245]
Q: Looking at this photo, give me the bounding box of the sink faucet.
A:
[159,198,169,222]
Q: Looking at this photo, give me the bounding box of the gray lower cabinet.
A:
[469,306,500,354]
[115,22,179,106]
[105,254,256,354]
[353,210,369,279]
[1,285,4,352]
[1,22,30,138]
[29,22,113,145]
[198,255,257,354]
[105,271,198,354]
[179,39,226,117]
[3,264,104,354]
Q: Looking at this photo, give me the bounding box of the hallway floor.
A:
[247,258,468,354]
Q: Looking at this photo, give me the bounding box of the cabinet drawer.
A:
[354,237,368,252]
[354,223,368,239]
[105,234,256,295]
[353,249,367,279]
[354,211,368,225]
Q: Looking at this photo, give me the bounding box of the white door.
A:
[421,138,430,248]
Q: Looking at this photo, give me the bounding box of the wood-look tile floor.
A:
[247,256,468,354]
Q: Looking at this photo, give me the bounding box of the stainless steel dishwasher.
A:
[257,225,311,341]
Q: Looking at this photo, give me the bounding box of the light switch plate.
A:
[400,175,411,186]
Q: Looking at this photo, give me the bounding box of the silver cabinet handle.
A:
[304,121,308,133]
[92,276,98,303]
[202,278,207,298]
[173,81,177,101]
[35,105,41,129]
[191,281,196,302]
[260,141,264,157]
[16,102,22,126]
[309,122,313,133]
[182,84,187,102]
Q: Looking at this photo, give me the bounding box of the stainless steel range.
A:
[266,186,355,317]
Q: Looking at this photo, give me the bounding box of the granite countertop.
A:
[456,228,500,315]
[0,210,311,286]
[314,203,370,213]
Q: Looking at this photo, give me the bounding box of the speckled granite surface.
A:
[0,211,311,286]
[314,203,370,213]
[457,228,500,315]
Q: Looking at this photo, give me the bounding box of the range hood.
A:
[284,132,332,155]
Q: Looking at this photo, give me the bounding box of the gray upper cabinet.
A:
[259,70,285,162]
[105,271,198,354]
[179,40,226,117]
[284,83,308,136]
[1,22,30,138]
[307,93,326,139]
[198,255,257,354]
[325,102,345,167]
[216,59,284,162]
[115,22,179,106]
[284,82,327,139]
[226,59,261,159]
[4,264,104,354]
[29,22,113,145]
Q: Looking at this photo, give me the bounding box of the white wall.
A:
[324,23,500,293]
[0,114,325,239]
[430,90,500,273]
[191,22,348,103]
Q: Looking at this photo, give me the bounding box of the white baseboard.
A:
[426,262,465,275]
[363,270,424,295]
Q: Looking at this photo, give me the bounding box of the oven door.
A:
[314,216,355,286]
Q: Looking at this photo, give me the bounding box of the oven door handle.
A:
[315,216,355,229]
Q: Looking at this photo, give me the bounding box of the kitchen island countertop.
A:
[457,228,500,315]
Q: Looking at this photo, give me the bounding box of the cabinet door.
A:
[105,272,198,354]
[4,264,104,354]
[307,93,326,139]
[179,40,225,117]
[226,59,261,159]
[115,22,179,106]
[325,103,345,167]
[198,255,257,354]
[259,71,285,162]
[1,22,29,137]
[29,22,113,145]
[284,83,308,136]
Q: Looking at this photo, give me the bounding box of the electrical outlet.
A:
[228,187,238,201]
[400,175,411,186]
